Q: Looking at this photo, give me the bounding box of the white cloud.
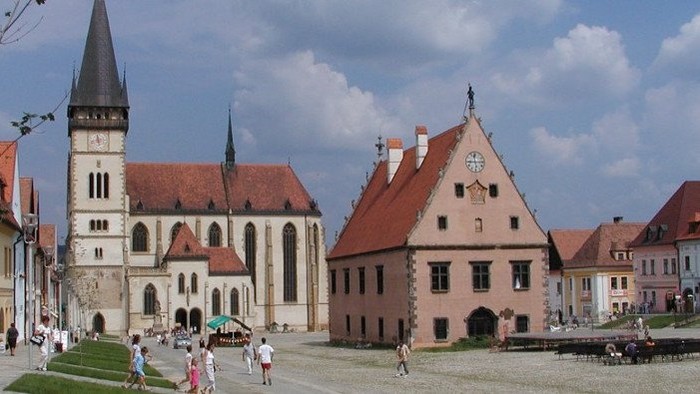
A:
[602,157,640,177]
[653,14,700,77]
[530,126,593,165]
[591,109,639,153]
[491,24,640,106]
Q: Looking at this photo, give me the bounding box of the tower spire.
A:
[225,107,236,170]
[69,0,128,108]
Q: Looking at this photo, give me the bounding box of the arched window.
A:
[103,173,109,198]
[178,273,185,294]
[245,223,256,289]
[144,284,156,315]
[171,222,183,243]
[283,223,297,302]
[208,222,222,247]
[89,173,94,198]
[132,223,149,252]
[212,288,221,316]
[230,288,240,315]
[88,172,109,199]
[191,273,198,294]
[96,173,102,198]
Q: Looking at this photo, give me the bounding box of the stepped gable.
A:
[328,124,462,259]
[164,223,246,275]
[225,164,317,213]
[126,163,227,212]
[630,181,700,247]
[567,221,646,268]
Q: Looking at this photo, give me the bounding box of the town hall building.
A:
[65,0,327,336]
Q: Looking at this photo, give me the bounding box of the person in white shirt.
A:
[175,344,193,389]
[35,315,53,371]
[203,343,217,393]
[242,333,257,375]
[257,337,275,386]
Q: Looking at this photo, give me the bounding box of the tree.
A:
[1,0,47,45]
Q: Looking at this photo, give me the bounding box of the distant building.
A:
[327,107,548,348]
[559,218,644,322]
[0,142,22,338]
[548,229,593,323]
[631,181,700,313]
[65,0,327,336]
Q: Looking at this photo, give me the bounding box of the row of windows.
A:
[640,258,677,276]
[144,283,241,316]
[132,222,223,252]
[88,172,109,199]
[90,219,109,232]
[3,247,12,278]
[177,273,199,294]
[436,215,519,231]
[330,265,384,295]
[345,315,403,341]
[454,182,499,199]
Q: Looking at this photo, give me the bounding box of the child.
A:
[188,358,200,393]
[122,334,141,388]
[134,346,150,391]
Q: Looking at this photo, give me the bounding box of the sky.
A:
[2,0,700,248]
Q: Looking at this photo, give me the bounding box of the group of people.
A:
[605,335,657,365]
[170,333,275,392]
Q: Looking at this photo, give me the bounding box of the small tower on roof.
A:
[225,107,236,170]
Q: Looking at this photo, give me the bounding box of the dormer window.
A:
[657,224,667,241]
[645,226,657,242]
[244,199,252,210]
[284,199,292,210]
[208,199,216,210]
[175,199,182,210]
[136,200,144,210]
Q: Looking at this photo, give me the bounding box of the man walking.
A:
[257,337,274,386]
[395,341,410,377]
[242,333,256,375]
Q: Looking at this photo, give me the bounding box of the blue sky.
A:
[2,1,700,246]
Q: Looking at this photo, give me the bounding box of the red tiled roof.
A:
[164,223,247,275]
[327,124,462,259]
[39,224,56,250]
[566,221,646,268]
[126,163,316,214]
[0,142,17,203]
[19,177,34,216]
[549,229,593,261]
[630,181,700,247]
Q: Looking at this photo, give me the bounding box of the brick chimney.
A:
[613,216,623,224]
[387,138,403,184]
[415,125,428,169]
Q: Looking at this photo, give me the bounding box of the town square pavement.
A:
[1,327,700,393]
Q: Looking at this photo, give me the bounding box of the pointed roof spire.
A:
[70,0,128,108]
[225,106,236,170]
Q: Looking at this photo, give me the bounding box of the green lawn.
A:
[6,374,131,393]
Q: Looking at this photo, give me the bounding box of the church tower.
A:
[66,0,129,334]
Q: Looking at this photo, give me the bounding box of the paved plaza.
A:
[1,327,700,393]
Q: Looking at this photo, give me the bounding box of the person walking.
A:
[395,341,410,377]
[122,334,142,388]
[202,342,218,393]
[242,333,256,375]
[35,315,53,371]
[6,322,19,356]
[133,346,151,391]
[257,337,274,386]
[175,344,193,389]
[188,358,200,393]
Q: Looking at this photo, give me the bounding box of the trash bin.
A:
[55,342,63,353]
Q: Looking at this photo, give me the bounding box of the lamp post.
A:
[43,246,54,320]
[22,213,38,371]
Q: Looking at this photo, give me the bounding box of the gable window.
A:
[283,223,298,302]
[212,288,221,316]
[475,218,483,233]
[230,289,239,316]
[343,268,350,294]
[144,284,156,315]
[330,270,337,294]
[510,216,520,230]
[434,318,448,341]
[244,223,257,291]
[430,262,450,292]
[376,265,384,295]
[208,222,222,247]
[358,267,365,295]
[191,273,198,294]
[438,216,448,230]
[178,273,185,294]
[132,223,149,252]
[511,261,530,290]
[454,183,465,198]
[471,262,490,291]
[488,183,498,198]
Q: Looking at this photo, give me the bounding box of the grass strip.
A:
[6,373,128,393]
[49,362,175,389]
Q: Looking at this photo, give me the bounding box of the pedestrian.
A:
[35,315,52,371]
[188,358,200,393]
[6,322,19,356]
[199,337,207,364]
[202,342,218,393]
[133,346,151,391]
[625,339,638,365]
[242,333,256,375]
[175,344,193,389]
[257,337,274,386]
[395,340,410,377]
[122,334,142,388]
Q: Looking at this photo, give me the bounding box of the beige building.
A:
[328,102,548,348]
[65,0,327,336]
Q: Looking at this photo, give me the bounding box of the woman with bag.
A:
[6,322,19,356]
[35,315,52,371]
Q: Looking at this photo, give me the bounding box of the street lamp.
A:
[22,213,38,371]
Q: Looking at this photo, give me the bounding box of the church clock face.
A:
[465,151,485,172]
[89,133,108,151]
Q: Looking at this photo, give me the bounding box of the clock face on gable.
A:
[88,133,108,151]
[465,151,485,172]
